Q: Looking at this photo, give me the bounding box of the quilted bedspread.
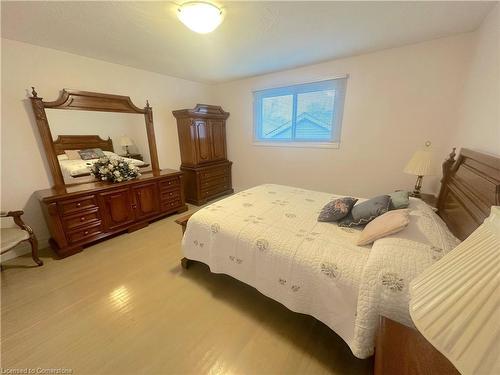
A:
[182,184,460,358]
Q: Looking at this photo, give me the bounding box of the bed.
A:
[53,135,149,179]
[178,148,500,359]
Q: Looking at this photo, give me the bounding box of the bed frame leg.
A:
[181,257,191,269]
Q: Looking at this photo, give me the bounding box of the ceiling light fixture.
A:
[177,1,223,34]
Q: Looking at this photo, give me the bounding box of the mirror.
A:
[45,109,152,185]
[30,89,160,189]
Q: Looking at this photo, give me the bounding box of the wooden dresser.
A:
[173,104,233,205]
[36,170,187,258]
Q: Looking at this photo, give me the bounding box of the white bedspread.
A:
[182,184,460,358]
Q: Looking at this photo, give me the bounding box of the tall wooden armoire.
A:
[173,104,233,205]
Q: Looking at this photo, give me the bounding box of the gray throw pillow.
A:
[338,195,391,227]
[389,191,410,210]
[79,148,105,160]
[318,197,358,222]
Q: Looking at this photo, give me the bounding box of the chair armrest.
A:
[2,211,33,234]
[1,210,25,217]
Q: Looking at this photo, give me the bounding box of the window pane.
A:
[261,95,293,139]
[296,90,335,140]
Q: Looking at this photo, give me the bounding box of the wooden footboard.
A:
[175,213,193,269]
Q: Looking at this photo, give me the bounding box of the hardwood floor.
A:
[1,208,373,375]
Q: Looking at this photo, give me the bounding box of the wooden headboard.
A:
[53,135,114,155]
[437,148,500,240]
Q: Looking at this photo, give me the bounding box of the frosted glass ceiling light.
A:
[177,2,223,34]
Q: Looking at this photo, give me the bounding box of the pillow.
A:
[78,148,105,160]
[57,154,68,161]
[317,197,358,222]
[389,191,410,210]
[357,209,410,246]
[338,195,391,227]
[64,150,81,160]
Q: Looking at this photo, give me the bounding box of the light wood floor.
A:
[1,209,373,375]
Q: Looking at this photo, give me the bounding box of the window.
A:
[253,77,347,146]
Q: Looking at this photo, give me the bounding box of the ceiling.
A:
[1,1,495,83]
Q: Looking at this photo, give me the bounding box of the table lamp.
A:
[120,135,133,156]
[409,206,500,375]
[404,141,434,197]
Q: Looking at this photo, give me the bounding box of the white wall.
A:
[452,4,500,155]
[1,38,211,259]
[211,34,475,198]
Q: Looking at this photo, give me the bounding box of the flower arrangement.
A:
[90,156,141,183]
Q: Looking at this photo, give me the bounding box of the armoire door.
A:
[131,182,160,220]
[209,119,227,161]
[193,119,213,164]
[99,188,135,230]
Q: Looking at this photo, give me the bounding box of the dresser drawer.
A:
[200,175,229,190]
[199,166,229,182]
[161,199,182,212]
[59,195,98,216]
[63,210,101,231]
[160,189,181,202]
[201,183,231,198]
[67,222,103,244]
[159,177,180,191]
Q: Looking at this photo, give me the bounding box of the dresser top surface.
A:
[36,169,182,201]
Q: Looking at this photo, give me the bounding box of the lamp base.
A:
[410,175,424,197]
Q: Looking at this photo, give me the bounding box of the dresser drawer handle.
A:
[169,192,173,196]
[76,202,82,208]
[80,216,86,222]
[84,230,89,235]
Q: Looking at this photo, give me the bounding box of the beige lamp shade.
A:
[404,146,434,176]
[120,135,133,147]
[409,206,500,375]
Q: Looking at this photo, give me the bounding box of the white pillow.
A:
[57,154,69,161]
[64,150,82,160]
[357,209,410,246]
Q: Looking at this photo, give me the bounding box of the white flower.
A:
[114,170,121,176]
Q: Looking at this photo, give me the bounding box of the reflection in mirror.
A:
[46,109,151,185]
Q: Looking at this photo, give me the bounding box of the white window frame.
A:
[252,76,348,148]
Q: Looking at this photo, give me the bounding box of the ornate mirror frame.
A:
[29,88,160,188]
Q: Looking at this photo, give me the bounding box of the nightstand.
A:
[120,153,143,161]
[375,316,459,375]
[418,193,437,208]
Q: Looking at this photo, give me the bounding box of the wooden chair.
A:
[1,211,43,266]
